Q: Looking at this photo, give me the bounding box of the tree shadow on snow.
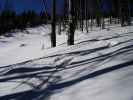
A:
[1,38,133,100]
[0,57,73,100]
[51,60,133,90]
[0,60,133,100]
[0,72,60,100]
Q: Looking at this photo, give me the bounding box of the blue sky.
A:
[0,0,64,14]
[0,0,123,15]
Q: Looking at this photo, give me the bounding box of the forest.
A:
[1,1,133,100]
[0,0,133,45]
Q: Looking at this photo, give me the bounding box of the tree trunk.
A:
[51,0,56,47]
[85,0,89,33]
[67,0,75,45]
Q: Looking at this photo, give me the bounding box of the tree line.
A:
[64,0,133,46]
[0,0,133,48]
[0,10,50,35]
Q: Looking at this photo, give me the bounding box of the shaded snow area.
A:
[0,24,133,100]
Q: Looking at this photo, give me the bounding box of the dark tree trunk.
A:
[51,0,56,47]
[85,0,89,33]
[67,0,76,45]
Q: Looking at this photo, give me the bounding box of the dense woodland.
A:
[0,0,133,46]
[0,10,51,35]
[65,0,133,46]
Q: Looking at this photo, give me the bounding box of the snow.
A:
[0,24,133,100]
[51,65,133,100]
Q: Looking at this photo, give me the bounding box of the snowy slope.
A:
[0,24,133,100]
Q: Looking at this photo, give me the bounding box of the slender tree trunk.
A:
[101,16,105,29]
[67,0,75,45]
[51,0,56,47]
[85,0,89,33]
[90,16,94,31]
[79,0,84,31]
[58,18,61,35]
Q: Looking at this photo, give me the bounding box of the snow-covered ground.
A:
[0,24,133,100]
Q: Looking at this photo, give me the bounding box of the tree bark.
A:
[51,0,56,47]
[67,0,75,45]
